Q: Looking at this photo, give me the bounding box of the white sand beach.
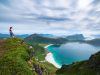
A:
[45,45,61,68]
[45,53,61,68]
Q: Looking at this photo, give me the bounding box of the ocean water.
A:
[47,42,100,67]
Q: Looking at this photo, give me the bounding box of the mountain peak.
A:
[66,34,85,41]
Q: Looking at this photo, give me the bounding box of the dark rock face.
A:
[56,51,100,75]
[88,51,100,68]
[32,64,48,75]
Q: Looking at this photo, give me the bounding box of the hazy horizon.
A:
[0,0,100,37]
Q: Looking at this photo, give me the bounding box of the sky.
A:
[0,0,100,37]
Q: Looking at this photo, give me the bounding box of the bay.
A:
[47,42,100,67]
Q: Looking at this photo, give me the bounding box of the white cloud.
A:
[0,0,100,36]
[78,0,93,9]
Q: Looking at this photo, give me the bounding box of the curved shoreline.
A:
[44,44,61,68]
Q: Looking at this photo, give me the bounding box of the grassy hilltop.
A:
[0,38,56,75]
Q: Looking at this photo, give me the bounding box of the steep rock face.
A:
[56,51,100,75]
[66,34,85,41]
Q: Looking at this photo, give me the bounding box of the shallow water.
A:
[47,42,100,66]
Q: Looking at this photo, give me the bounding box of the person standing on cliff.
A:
[9,27,14,38]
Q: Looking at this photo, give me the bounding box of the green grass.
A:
[32,44,46,61]
[0,38,33,75]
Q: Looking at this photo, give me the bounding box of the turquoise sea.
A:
[47,42,100,67]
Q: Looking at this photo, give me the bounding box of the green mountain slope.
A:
[56,51,100,75]
[24,34,67,45]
